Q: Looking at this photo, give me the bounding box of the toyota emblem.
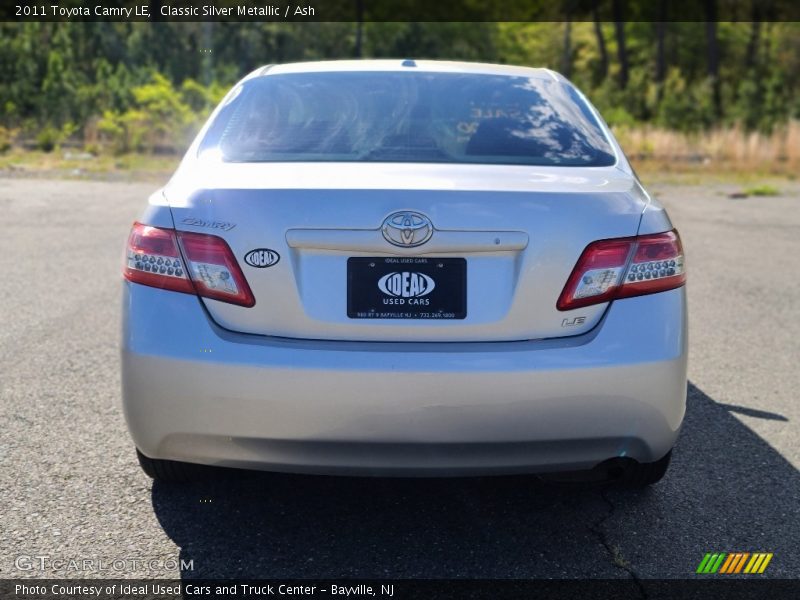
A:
[381,211,434,247]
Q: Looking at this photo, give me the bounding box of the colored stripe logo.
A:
[696,552,773,574]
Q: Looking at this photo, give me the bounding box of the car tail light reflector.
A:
[124,222,255,307]
[177,230,255,307]
[557,230,685,311]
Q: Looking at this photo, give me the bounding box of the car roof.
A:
[257,59,565,82]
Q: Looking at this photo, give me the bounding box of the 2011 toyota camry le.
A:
[121,60,687,485]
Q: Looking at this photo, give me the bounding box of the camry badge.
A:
[381,211,434,247]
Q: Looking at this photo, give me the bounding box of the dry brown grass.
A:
[1,123,797,184]
[616,121,800,179]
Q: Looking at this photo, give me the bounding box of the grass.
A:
[616,120,800,184]
[634,163,791,188]
[743,184,781,197]
[0,147,179,181]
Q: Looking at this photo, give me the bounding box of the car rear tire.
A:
[617,450,672,487]
[136,449,210,482]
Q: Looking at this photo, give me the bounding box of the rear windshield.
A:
[199,71,616,167]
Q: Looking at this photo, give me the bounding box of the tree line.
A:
[0,20,797,153]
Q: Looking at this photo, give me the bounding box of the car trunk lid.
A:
[165,162,648,342]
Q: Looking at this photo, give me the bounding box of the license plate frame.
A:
[347,257,467,320]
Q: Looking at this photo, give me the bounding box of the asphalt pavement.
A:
[1,177,798,583]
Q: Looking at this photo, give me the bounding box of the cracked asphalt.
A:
[1,178,798,583]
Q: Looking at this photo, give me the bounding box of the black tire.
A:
[136,449,210,483]
[618,450,673,487]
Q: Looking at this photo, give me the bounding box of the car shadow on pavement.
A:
[150,382,800,579]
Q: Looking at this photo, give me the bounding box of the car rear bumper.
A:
[121,283,688,476]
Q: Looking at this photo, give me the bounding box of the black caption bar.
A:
[3,580,800,600]
[3,0,800,22]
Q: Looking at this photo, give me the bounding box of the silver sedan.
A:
[121,60,687,485]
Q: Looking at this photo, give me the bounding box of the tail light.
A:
[557,230,685,311]
[124,222,255,307]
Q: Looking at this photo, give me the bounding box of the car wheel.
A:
[617,450,673,487]
[136,449,209,482]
